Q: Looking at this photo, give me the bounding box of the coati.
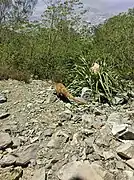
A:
[54,82,87,104]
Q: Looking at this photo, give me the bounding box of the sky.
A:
[31,0,134,24]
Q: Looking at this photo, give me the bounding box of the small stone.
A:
[116,142,134,159]
[112,96,124,105]
[74,97,87,104]
[0,133,12,150]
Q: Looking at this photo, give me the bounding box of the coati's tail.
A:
[71,97,87,104]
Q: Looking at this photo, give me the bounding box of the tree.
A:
[42,0,89,31]
[0,0,38,24]
[0,0,12,23]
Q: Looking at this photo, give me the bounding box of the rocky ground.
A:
[0,79,134,180]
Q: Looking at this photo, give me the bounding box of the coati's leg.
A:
[56,92,72,103]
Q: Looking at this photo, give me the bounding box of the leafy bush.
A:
[90,11,134,80]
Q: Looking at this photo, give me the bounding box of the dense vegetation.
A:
[0,0,134,103]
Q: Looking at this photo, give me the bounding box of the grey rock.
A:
[0,93,7,103]
[95,125,112,147]
[116,142,134,159]
[0,154,16,167]
[27,103,33,109]
[103,151,115,160]
[0,133,12,150]
[12,137,21,148]
[31,167,46,180]
[59,110,72,122]
[5,148,13,153]
[13,143,38,166]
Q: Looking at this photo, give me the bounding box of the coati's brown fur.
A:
[54,82,86,104]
